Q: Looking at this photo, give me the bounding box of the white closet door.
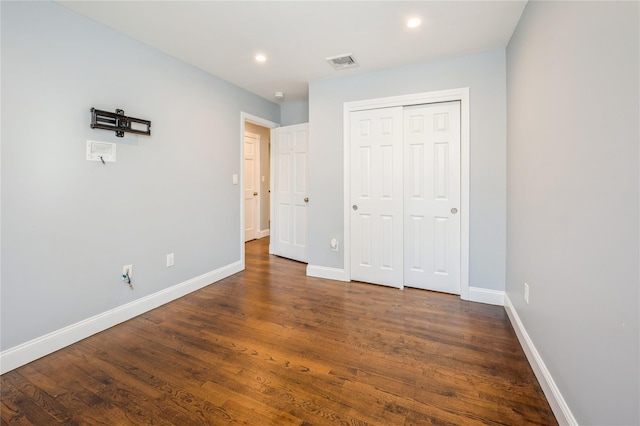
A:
[403,102,460,294]
[271,123,309,262]
[350,107,404,288]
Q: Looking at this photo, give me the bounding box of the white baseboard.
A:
[467,286,504,306]
[306,264,348,282]
[257,229,270,239]
[0,261,243,374]
[504,294,577,426]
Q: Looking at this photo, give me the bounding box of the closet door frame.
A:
[343,88,470,300]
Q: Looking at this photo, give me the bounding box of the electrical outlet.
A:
[167,253,175,267]
[330,238,339,252]
[123,265,132,279]
[524,282,530,304]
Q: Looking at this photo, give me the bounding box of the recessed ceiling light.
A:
[407,17,422,28]
[255,54,267,62]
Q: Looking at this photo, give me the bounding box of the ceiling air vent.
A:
[326,54,358,70]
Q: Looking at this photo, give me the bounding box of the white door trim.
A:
[343,88,471,300]
[240,112,279,269]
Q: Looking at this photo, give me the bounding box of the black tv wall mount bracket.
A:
[90,108,151,138]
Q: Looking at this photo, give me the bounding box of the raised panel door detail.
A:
[434,217,449,274]
[293,152,307,194]
[380,117,394,135]
[278,154,290,192]
[271,123,309,262]
[245,198,255,236]
[381,215,394,269]
[434,113,449,132]
[359,147,372,198]
[293,205,307,248]
[279,133,290,152]
[381,145,394,199]
[359,214,372,267]
[408,114,424,134]
[245,158,255,190]
[350,107,403,288]
[409,215,424,272]
[403,102,460,294]
[409,144,425,199]
[359,120,371,138]
[278,204,290,244]
[434,142,449,200]
[293,130,307,150]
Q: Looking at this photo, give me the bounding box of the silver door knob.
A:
[451,208,458,214]
[304,197,309,203]
[352,205,358,211]
[253,192,258,196]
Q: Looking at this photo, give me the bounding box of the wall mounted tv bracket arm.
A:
[90,108,151,138]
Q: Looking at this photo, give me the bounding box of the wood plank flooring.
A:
[1,238,557,425]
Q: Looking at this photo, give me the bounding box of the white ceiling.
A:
[58,1,527,103]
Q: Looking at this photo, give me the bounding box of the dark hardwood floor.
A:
[1,238,557,425]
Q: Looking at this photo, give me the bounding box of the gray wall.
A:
[308,51,507,291]
[280,100,309,126]
[1,1,279,351]
[244,122,271,232]
[506,1,639,424]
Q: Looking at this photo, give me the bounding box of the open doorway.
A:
[240,113,278,266]
[244,122,271,242]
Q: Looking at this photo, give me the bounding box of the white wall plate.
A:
[86,140,116,162]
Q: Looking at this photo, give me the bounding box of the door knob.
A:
[352,205,358,211]
[253,192,258,196]
[304,197,309,203]
[451,208,458,214]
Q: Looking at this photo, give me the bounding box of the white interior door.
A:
[404,102,460,294]
[244,132,260,242]
[350,107,404,288]
[349,102,461,294]
[271,123,309,262]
